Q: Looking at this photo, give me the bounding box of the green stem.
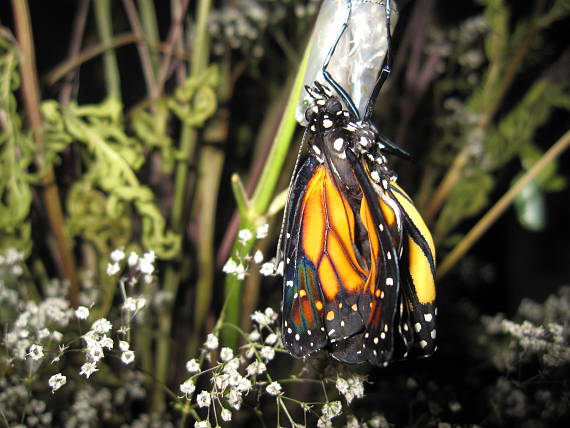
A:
[137,0,161,73]
[94,0,122,100]
[222,40,312,350]
[152,0,213,413]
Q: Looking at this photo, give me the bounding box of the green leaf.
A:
[513,174,546,232]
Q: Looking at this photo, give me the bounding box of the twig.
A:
[437,128,570,278]
[60,0,90,105]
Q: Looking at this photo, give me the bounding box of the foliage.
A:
[0,0,569,427]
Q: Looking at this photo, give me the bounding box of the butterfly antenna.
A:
[363,0,393,121]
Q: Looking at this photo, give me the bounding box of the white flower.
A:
[180,380,196,397]
[106,262,120,276]
[336,375,365,404]
[196,390,211,407]
[138,257,155,275]
[235,264,246,280]
[91,318,112,334]
[119,341,130,352]
[88,344,104,362]
[259,262,274,276]
[251,311,269,326]
[99,335,113,349]
[127,251,139,266]
[38,328,50,340]
[321,401,342,420]
[223,258,238,274]
[186,359,200,373]
[266,381,282,396]
[221,408,232,422]
[238,228,253,244]
[75,306,90,320]
[28,344,44,361]
[253,250,264,264]
[227,388,243,410]
[110,249,125,262]
[265,333,278,345]
[249,329,261,342]
[143,250,156,263]
[121,350,135,364]
[224,358,240,372]
[194,421,210,428]
[264,307,277,321]
[220,347,234,362]
[51,331,63,342]
[79,362,98,378]
[246,361,266,376]
[256,224,269,239]
[205,333,219,350]
[48,373,66,393]
[260,346,275,361]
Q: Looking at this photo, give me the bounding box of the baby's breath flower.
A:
[205,333,219,350]
[194,421,210,428]
[110,249,125,262]
[119,341,130,352]
[221,408,232,422]
[251,311,269,326]
[220,347,234,362]
[238,228,253,244]
[224,358,240,372]
[186,359,200,373]
[48,373,66,393]
[127,251,139,266]
[256,223,269,239]
[196,390,211,408]
[106,262,120,276]
[51,331,63,342]
[28,344,44,361]
[266,381,282,396]
[249,329,261,342]
[91,318,112,334]
[253,250,264,264]
[121,350,135,365]
[336,375,365,404]
[265,333,278,345]
[321,401,342,420]
[259,262,274,276]
[180,380,196,397]
[79,362,98,378]
[75,306,90,320]
[264,307,277,321]
[235,264,246,280]
[143,250,156,263]
[38,328,50,340]
[227,388,243,410]
[138,258,155,275]
[99,335,113,349]
[88,344,104,362]
[260,346,275,361]
[222,258,238,274]
[246,361,266,376]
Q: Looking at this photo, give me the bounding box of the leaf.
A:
[513,174,546,232]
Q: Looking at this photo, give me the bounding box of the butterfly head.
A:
[305,83,351,134]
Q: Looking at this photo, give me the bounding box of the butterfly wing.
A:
[389,182,437,357]
[281,155,328,357]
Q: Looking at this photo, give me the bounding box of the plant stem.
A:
[222,42,312,350]
[11,0,80,308]
[137,0,161,73]
[94,0,122,101]
[152,0,212,413]
[437,128,570,278]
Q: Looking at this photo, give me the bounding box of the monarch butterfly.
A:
[277,0,437,366]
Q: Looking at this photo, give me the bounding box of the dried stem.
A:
[11,0,80,307]
[437,128,570,278]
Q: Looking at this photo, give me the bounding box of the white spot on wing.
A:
[333,138,344,151]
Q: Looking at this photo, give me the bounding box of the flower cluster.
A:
[223,225,278,280]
